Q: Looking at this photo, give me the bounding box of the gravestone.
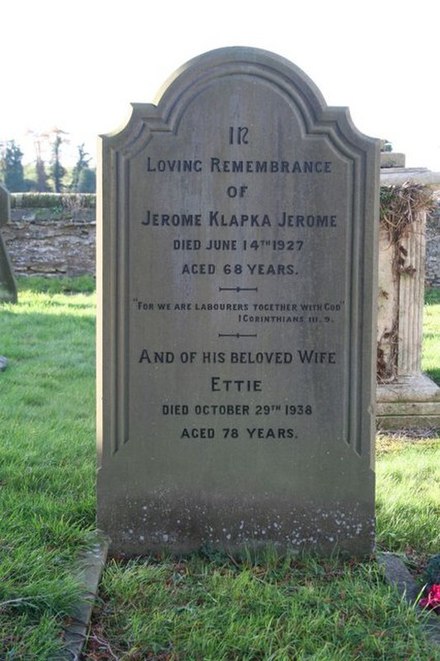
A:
[0,184,17,303]
[97,47,379,557]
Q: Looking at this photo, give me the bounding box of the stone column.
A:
[377,169,440,429]
[397,209,425,376]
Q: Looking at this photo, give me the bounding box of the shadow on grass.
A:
[17,275,96,295]
[425,288,440,306]
[426,368,440,387]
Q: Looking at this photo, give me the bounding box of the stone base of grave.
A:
[377,374,440,430]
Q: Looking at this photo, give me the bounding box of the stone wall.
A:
[1,194,440,284]
[2,195,96,277]
[426,193,440,287]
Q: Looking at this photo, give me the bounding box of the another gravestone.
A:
[0,184,17,303]
[97,47,379,557]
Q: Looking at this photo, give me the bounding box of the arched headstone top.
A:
[154,47,327,120]
[106,47,377,164]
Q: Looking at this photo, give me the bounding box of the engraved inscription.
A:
[133,118,344,442]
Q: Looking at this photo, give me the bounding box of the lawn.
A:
[0,278,439,659]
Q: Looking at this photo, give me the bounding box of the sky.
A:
[1,0,439,170]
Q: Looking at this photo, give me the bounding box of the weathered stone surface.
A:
[2,215,96,277]
[97,48,379,558]
[376,177,440,429]
[61,533,109,660]
[426,195,440,287]
[377,552,420,604]
[380,152,405,168]
[0,185,17,303]
[377,375,440,429]
[381,167,440,188]
[0,185,10,228]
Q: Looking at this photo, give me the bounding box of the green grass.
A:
[87,553,433,660]
[0,278,439,659]
[423,287,440,385]
[0,277,96,657]
[376,435,440,554]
